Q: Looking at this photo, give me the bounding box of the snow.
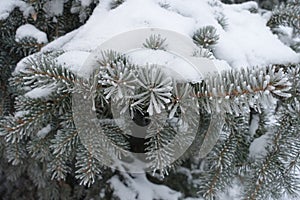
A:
[14,53,39,74]
[212,59,231,71]
[0,0,30,20]
[249,134,269,159]
[35,0,299,77]
[128,49,203,81]
[109,172,182,200]
[36,124,52,139]
[15,24,48,44]
[56,50,91,74]
[218,179,242,200]
[106,156,183,200]
[25,86,55,99]
[249,113,259,137]
[228,1,259,12]
[15,111,28,118]
[215,5,299,67]
[42,29,80,52]
[79,0,93,7]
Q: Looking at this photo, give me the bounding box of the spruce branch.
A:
[196,66,292,115]
[96,119,130,154]
[0,2,101,198]
[192,47,214,59]
[267,1,300,33]
[48,154,71,181]
[145,114,176,176]
[168,82,199,119]
[27,133,52,162]
[286,64,300,98]
[145,109,198,176]
[4,141,28,165]
[0,31,41,57]
[198,115,250,200]
[3,159,27,182]
[11,53,77,93]
[0,93,71,143]
[216,14,229,30]
[97,54,137,101]
[75,143,102,187]
[131,65,173,116]
[27,161,50,190]
[72,88,130,162]
[50,126,78,156]
[143,34,168,50]
[244,103,300,200]
[193,26,219,49]
[97,50,129,67]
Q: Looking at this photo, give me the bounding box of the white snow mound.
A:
[0,0,30,20]
[41,0,299,70]
[16,24,48,44]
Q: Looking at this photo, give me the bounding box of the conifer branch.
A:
[5,141,27,165]
[50,127,78,156]
[143,34,168,50]
[12,55,78,92]
[267,2,300,33]
[131,65,173,116]
[27,135,52,162]
[199,115,250,199]
[0,93,71,143]
[193,26,219,49]
[145,117,176,176]
[196,66,292,115]
[75,143,102,187]
[244,102,300,199]
[48,154,71,181]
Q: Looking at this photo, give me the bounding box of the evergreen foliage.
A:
[143,34,168,50]
[267,0,300,34]
[192,48,214,59]
[267,0,300,53]
[216,14,229,30]
[193,26,220,49]
[0,1,98,199]
[0,1,300,200]
[1,48,299,199]
[197,114,250,199]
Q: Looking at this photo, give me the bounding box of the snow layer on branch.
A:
[42,29,80,52]
[16,24,48,43]
[215,4,299,67]
[36,124,52,139]
[0,0,30,20]
[249,134,269,159]
[56,50,91,74]
[109,173,182,200]
[25,85,55,99]
[14,54,39,73]
[41,0,299,71]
